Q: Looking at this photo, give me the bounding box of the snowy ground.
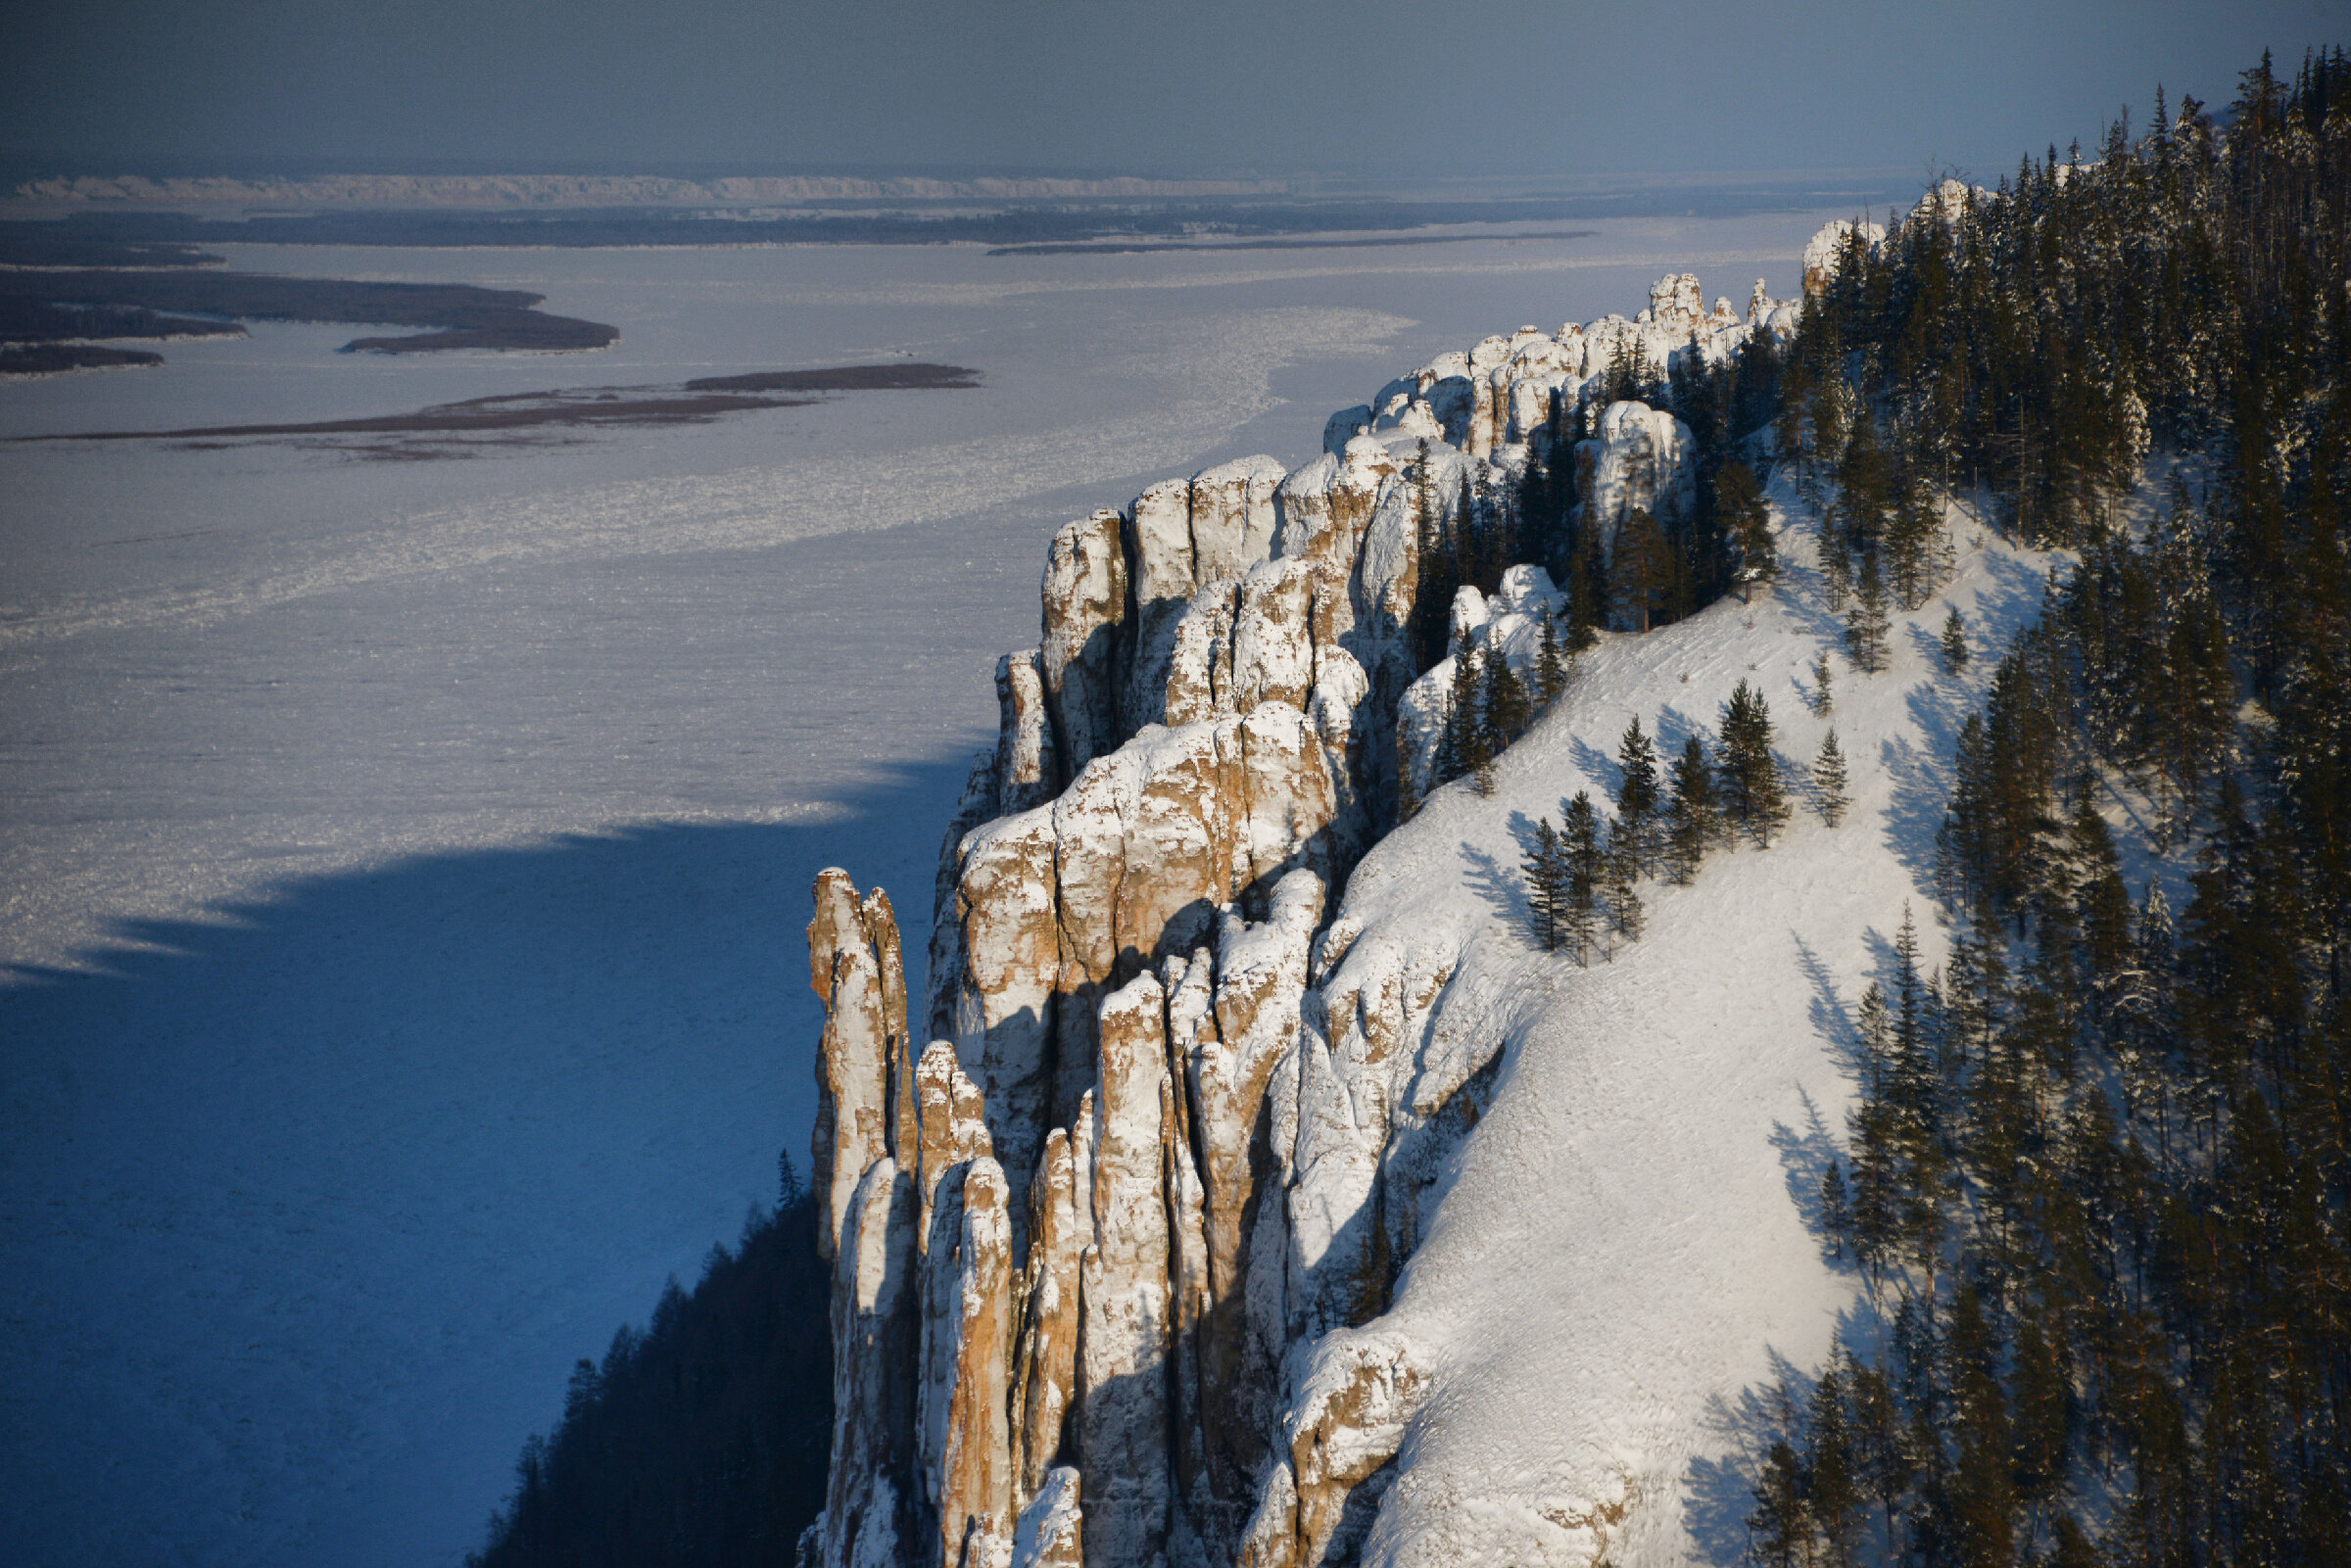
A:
[1334,490,2054,1565]
[0,214,1850,1567]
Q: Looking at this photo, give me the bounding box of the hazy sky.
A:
[4,0,2338,180]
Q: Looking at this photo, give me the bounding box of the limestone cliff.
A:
[800,248,1841,1568]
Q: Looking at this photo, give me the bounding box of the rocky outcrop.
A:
[807,265,1816,1568]
[812,875,915,1262]
[822,1158,920,1568]
[1394,566,1565,805]
[1236,1332,1430,1568]
[1573,399,1699,539]
[1042,510,1129,785]
[1800,216,1887,296]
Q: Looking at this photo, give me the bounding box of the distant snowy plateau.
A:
[4,211,1897,1566]
[803,198,2067,1568]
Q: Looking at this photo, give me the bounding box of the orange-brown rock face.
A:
[811,871,914,1262]
[936,1159,1016,1568]
[1236,1332,1429,1568]
[1012,1117,1089,1497]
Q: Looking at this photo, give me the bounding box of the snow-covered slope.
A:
[1289,498,2050,1567]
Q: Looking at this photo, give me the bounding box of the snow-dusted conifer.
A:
[1884,474,1942,609]
[1822,539,1853,614]
[1748,1438,1810,1568]
[1612,506,1673,632]
[1846,552,1892,673]
[1941,603,1970,675]
[1717,460,1774,601]
[1560,791,1603,964]
[1536,607,1569,706]
[1813,728,1850,827]
[1718,680,1789,844]
[1664,735,1718,883]
[1602,817,1644,942]
[1819,1162,1850,1255]
[1440,640,1484,784]
[1811,649,1835,717]
[1480,644,1529,755]
[1614,716,1659,872]
[1522,818,1565,951]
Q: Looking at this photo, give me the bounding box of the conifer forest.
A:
[1741,51,2351,1568]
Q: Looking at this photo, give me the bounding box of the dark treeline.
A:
[1752,50,2351,1568]
[0,297,242,342]
[0,266,616,354]
[471,1161,833,1568]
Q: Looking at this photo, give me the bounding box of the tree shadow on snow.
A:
[1682,1348,1817,1564]
[1460,838,1533,939]
[1768,1086,1856,1273]
[1791,931,1862,1079]
[1763,521,1851,651]
[1975,546,2054,638]
[1651,704,1711,755]
[1879,731,1950,899]
[1565,736,1622,799]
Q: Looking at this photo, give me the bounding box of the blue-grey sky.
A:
[3,0,2338,179]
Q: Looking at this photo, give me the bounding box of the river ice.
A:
[0,214,1847,1566]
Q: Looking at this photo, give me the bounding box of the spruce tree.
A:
[1941,602,1970,675]
[1846,550,1892,673]
[1664,735,1718,882]
[1481,646,1529,755]
[1602,817,1645,942]
[1559,791,1603,963]
[1455,479,1487,594]
[1884,472,1942,608]
[1614,716,1660,873]
[1535,607,1570,705]
[1440,640,1485,785]
[1822,536,1853,613]
[1522,818,1565,951]
[1820,1160,1850,1255]
[1611,506,1672,632]
[1748,1436,1810,1568]
[1813,728,1850,827]
[1568,528,1609,643]
[1715,459,1775,601]
[1409,441,1459,672]
[1718,680,1789,844]
[1806,1360,1863,1568]
[1812,648,1835,716]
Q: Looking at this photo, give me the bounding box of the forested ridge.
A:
[1747,50,2351,1568]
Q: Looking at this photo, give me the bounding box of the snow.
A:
[0,213,1852,1566]
[1309,483,2055,1566]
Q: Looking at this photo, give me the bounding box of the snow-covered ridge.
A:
[801,223,1999,1568]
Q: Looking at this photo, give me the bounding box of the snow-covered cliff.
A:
[798,228,2005,1568]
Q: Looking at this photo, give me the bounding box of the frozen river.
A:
[0,213,1845,1566]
